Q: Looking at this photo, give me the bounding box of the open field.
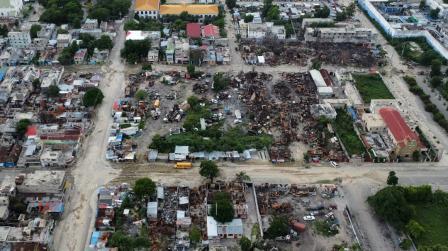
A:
[414,203,448,247]
[333,109,366,157]
[353,73,394,103]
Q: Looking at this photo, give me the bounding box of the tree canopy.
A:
[121,39,151,63]
[213,73,230,92]
[199,160,219,183]
[189,226,201,245]
[16,119,31,138]
[83,87,104,107]
[134,89,148,101]
[133,178,156,200]
[39,0,83,27]
[239,236,252,251]
[265,216,289,239]
[367,186,415,229]
[210,192,234,223]
[47,84,60,97]
[314,6,330,18]
[30,24,42,39]
[387,171,399,186]
[225,0,236,9]
[88,0,131,21]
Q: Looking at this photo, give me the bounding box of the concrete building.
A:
[301,18,333,29]
[135,0,160,19]
[207,217,243,239]
[379,107,422,158]
[362,113,386,133]
[74,49,87,64]
[7,31,31,49]
[56,33,72,49]
[15,170,67,197]
[40,149,66,167]
[0,0,23,17]
[304,27,378,44]
[147,48,159,62]
[175,38,189,64]
[359,0,448,60]
[135,0,219,22]
[159,4,219,22]
[247,22,286,40]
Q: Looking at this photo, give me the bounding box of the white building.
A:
[56,33,72,49]
[304,27,378,44]
[7,31,31,49]
[247,22,286,40]
[0,0,23,17]
[359,0,448,60]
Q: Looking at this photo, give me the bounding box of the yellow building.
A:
[135,0,160,19]
[134,0,219,22]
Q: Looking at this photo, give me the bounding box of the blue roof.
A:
[0,67,8,81]
[90,231,100,245]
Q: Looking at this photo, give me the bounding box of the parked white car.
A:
[303,215,316,221]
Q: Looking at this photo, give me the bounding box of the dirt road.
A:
[52,23,126,251]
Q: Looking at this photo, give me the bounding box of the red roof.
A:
[26,125,37,137]
[379,107,420,148]
[202,24,220,38]
[186,23,201,38]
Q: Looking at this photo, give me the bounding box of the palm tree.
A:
[235,171,250,182]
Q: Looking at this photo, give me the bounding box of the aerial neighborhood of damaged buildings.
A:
[0,0,446,249]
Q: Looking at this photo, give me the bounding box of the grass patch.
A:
[333,109,366,157]
[352,74,394,103]
[413,204,448,247]
[314,220,339,237]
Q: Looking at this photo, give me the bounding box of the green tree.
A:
[47,84,60,97]
[419,245,448,251]
[244,14,254,23]
[199,160,219,183]
[213,73,230,92]
[30,24,42,39]
[430,8,440,19]
[121,39,151,63]
[142,63,152,71]
[266,216,289,239]
[367,186,414,229]
[0,25,8,37]
[262,0,273,17]
[311,59,322,70]
[134,89,148,101]
[83,87,104,107]
[189,226,201,246]
[210,192,234,223]
[387,171,399,186]
[95,35,113,51]
[32,79,41,91]
[405,219,425,240]
[235,171,250,182]
[133,178,156,200]
[89,7,111,21]
[225,0,236,9]
[16,119,31,138]
[412,150,420,161]
[430,76,443,88]
[314,5,330,18]
[266,5,280,21]
[187,64,195,76]
[419,0,426,9]
[187,96,200,110]
[431,59,442,77]
[239,236,252,251]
